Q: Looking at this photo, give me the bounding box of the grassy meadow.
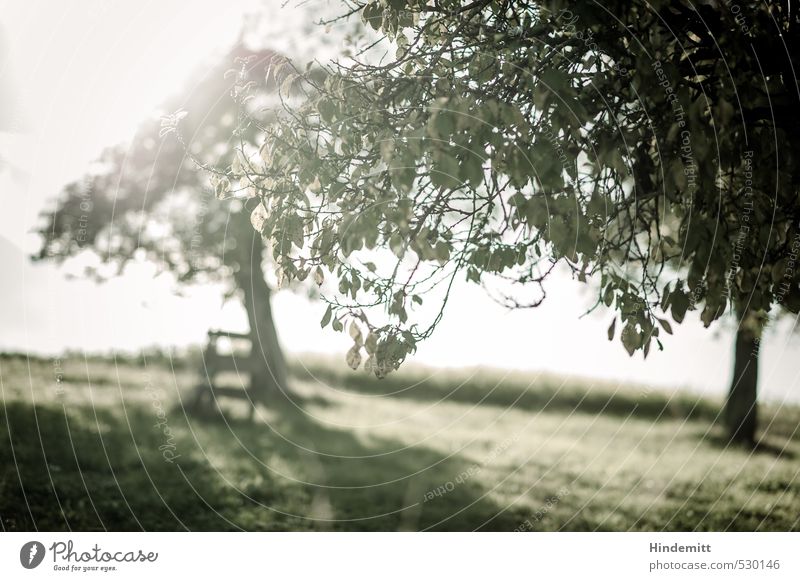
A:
[0,352,798,531]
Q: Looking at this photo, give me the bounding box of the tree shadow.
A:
[294,364,722,424]
[189,395,533,531]
[701,431,797,459]
[0,398,534,531]
[0,400,243,531]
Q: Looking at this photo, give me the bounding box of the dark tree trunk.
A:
[724,311,760,445]
[233,223,288,401]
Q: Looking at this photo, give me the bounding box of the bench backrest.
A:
[201,330,257,377]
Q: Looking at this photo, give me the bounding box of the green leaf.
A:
[603,285,615,307]
[318,99,335,122]
[430,149,462,189]
[320,305,332,328]
[670,290,690,324]
[700,304,718,327]
[621,323,638,356]
[434,241,450,264]
[460,157,483,187]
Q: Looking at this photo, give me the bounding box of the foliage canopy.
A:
[219,1,800,377]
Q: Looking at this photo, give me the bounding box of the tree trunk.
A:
[233,224,288,401]
[724,311,761,445]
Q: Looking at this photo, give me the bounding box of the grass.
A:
[0,352,798,531]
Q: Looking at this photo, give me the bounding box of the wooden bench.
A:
[189,330,264,419]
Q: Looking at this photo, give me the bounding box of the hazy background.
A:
[1,0,800,404]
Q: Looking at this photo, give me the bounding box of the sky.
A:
[1,0,800,405]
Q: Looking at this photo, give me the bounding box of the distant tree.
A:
[36,44,295,399]
[228,0,800,443]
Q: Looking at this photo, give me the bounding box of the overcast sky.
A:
[1,0,800,405]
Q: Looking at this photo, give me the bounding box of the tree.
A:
[36,44,295,400]
[225,0,800,444]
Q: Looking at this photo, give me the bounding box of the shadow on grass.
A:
[0,398,531,531]
[293,363,723,424]
[187,394,534,531]
[0,401,236,531]
[701,432,797,459]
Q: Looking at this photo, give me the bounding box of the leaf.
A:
[320,305,332,328]
[700,304,717,327]
[318,99,335,123]
[361,2,383,30]
[349,321,363,345]
[460,158,483,187]
[660,283,672,311]
[670,290,690,324]
[389,233,405,258]
[259,142,272,165]
[430,149,462,189]
[670,159,687,190]
[281,73,297,95]
[346,345,362,370]
[250,203,268,232]
[621,323,638,356]
[214,177,230,200]
[657,318,673,335]
[607,317,616,341]
[380,139,395,163]
[434,241,450,264]
[603,285,615,307]
[365,332,378,355]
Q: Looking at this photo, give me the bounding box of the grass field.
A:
[0,352,798,531]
